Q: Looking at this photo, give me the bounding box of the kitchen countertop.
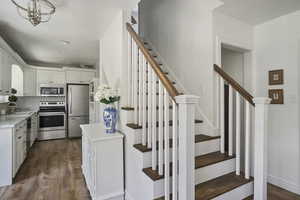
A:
[0,110,38,129]
[80,123,124,142]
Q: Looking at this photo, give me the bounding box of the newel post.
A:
[175,95,200,200]
[253,97,271,200]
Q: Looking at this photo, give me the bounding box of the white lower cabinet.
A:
[13,121,27,177]
[81,124,124,200]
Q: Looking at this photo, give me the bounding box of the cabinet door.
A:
[1,51,12,95]
[37,69,66,84]
[66,70,95,83]
[24,67,36,96]
[15,132,23,172]
[0,49,3,94]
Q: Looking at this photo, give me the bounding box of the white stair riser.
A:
[132,124,204,145]
[195,158,236,184]
[212,181,253,200]
[196,139,220,156]
[151,158,236,198]
[139,138,220,168]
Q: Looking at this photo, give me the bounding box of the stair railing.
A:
[126,22,199,200]
[214,64,271,200]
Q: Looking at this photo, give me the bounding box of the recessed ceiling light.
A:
[60,40,71,45]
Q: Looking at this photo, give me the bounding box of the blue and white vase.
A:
[103,104,117,134]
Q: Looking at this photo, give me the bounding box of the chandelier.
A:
[11,0,56,26]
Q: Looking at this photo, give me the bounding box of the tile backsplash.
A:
[16,96,66,110]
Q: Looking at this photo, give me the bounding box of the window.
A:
[11,65,24,96]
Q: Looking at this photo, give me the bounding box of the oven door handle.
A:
[39,112,66,116]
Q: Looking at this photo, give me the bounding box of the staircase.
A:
[121,23,271,200]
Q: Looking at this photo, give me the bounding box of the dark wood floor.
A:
[0,139,299,200]
[0,139,91,200]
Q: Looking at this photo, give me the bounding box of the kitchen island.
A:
[80,123,124,200]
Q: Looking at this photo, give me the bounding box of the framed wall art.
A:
[269,69,284,85]
[269,89,284,104]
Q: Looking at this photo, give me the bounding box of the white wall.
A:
[254,10,300,194]
[139,0,222,123]
[222,48,244,85]
[100,11,124,89]
[213,12,254,51]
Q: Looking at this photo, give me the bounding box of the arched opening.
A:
[11,64,24,96]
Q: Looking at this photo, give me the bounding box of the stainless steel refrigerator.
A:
[67,84,89,138]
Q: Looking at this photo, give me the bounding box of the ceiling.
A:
[215,0,300,25]
[0,0,137,68]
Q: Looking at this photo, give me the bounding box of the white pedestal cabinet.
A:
[80,123,124,200]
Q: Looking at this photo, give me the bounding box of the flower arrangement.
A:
[94,85,120,105]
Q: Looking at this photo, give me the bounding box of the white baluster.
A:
[138,50,143,127]
[216,74,220,131]
[236,92,241,175]
[175,95,199,200]
[164,89,170,200]
[158,80,164,175]
[253,98,271,200]
[147,65,152,148]
[142,55,147,146]
[245,101,251,179]
[152,74,157,170]
[229,85,233,156]
[172,101,178,200]
[220,77,225,154]
[133,43,138,124]
[127,33,132,107]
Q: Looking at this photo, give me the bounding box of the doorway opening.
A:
[221,43,251,168]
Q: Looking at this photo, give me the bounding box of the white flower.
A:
[94,85,120,104]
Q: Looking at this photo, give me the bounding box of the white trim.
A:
[268,175,300,195]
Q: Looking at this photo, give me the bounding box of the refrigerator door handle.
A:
[69,87,72,115]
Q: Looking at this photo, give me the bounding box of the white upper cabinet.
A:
[0,48,12,95]
[66,70,95,84]
[36,69,66,84]
[23,67,36,96]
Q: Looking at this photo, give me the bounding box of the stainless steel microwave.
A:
[39,84,65,96]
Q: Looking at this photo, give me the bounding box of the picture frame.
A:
[269,69,284,85]
[269,89,284,104]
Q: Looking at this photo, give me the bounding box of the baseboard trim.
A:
[96,191,124,200]
[125,191,135,200]
[268,174,300,195]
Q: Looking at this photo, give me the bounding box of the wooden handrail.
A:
[126,23,180,100]
[214,64,255,106]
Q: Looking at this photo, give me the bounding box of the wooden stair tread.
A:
[127,119,203,130]
[143,151,234,181]
[122,105,173,111]
[138,81,176,84]
[155,173,253,200]
[134,134,220,153]
[195,172,253,200]
[195,151,235,168]
[243,195,253,200]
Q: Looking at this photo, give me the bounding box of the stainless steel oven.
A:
[39,84,65,96]
[38,101,66,140]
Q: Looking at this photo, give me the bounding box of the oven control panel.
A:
[40,101,65,107]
